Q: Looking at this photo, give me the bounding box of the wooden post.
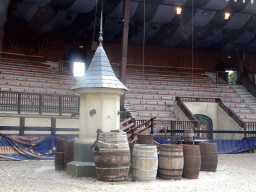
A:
[59,96,62,116]
[78,97,80,113]
[19,117,25,136]
[131,129,135,141]
[39,95,42,115]
[51,118,56,137]
[171,121,176,136]
[150,117,154,134]
[120,0,130,106]
[17,94,21,114]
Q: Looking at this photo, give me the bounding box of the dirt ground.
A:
[0,154,255,192]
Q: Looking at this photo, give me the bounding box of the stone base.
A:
[67,161,96,178]
[74,143,94,162]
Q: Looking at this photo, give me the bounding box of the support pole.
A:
[51,118,56,137]
[120,0,130,106]
[19,117,25,136]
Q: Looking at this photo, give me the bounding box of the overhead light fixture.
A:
[252,0,254,4]
[176,7,182,15]
[224,12,230,20]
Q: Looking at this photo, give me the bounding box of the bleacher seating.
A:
[0,58,76,96]
[124,69,256,122]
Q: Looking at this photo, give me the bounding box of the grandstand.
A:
[1,0,256,145]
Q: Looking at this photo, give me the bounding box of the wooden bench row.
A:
[126,72,211,81]
[0,67,73,80]
[0,78,73,90]
[126,75,213,84]
[0,84,77,96]
[0,73,75,85]
[126,79,229,88]
[125,92,243,102]
[127,87,239,98]
[0,58,51,68]
[126,82,234,93]
[0,63,54,73]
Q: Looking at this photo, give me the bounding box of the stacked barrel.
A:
[94,130,131,181]
[91,131,218,181]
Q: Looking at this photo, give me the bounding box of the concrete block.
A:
[67,161,96,178]
[74,143,94,162]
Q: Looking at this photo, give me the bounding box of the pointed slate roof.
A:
[72,44,128,91]
[72,11,128,91]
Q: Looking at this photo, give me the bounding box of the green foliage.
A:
[228,71,237,84]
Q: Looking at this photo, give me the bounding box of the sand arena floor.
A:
[0,154,255,192]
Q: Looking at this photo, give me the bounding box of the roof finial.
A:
[98,10,103,45]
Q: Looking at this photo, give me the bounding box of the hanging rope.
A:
[191,0,194,86]
[91,0,100,57]
[142,0,146,112]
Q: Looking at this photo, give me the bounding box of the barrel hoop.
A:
[132,150,157,153]
[159,155,183,158]
[95,163,130,168]
[132,167,157,171]
[184,156,201,158]
[160,149,183,152]
[95,167,129,170]
[132,157,158,160]
[94,151,130,156]
[159,174,182,177]
[183,168,200,171]
[158,168,183,172]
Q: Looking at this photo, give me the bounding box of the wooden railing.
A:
[243,66,255,84]
[237,66,256,98]
[176,97,200,130]
[154,120,198,136]
[58,60,73,75]
[216,98,245,128]
[120,117,135,131]
[239,73,256,98]
[126,117,156,141]
[0,91,79,116]
[216,71,228,84]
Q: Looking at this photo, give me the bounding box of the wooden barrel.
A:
[132,144,158,181]
[55,152,64,171]
[56,139,66,152]
[182,145,201,179]
[137,134,153,144]
[184,130,194,141]
[94,130,130,181]
[64,140,74,169]
[158,144,184,180]
[199,143,218,172]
